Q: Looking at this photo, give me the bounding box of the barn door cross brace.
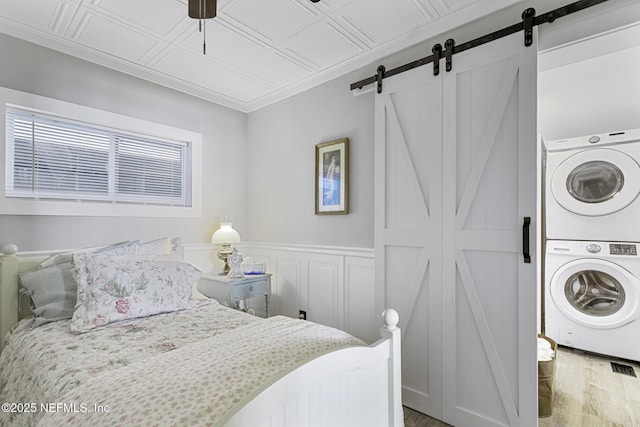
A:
[352,0,609,92]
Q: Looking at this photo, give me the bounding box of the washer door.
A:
[550,258,640,329]
[551,148,640,216]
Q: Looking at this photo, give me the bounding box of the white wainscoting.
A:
[181,242,377,343]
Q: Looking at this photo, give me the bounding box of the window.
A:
[1,87,202,217]
[7,108,192,206]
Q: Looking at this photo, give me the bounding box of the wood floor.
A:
[404,346,640,427]
[539,346,640,427]
[403,406,451,427]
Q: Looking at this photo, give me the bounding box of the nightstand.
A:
[198,273,271,317]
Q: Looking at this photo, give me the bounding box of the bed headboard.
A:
[0,244,48,351]
[0,238,189,352]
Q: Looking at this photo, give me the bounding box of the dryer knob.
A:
[586,244,601,253]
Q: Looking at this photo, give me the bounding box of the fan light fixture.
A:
[188,0,216,54]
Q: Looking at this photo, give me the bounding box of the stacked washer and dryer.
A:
[545,128,640,362]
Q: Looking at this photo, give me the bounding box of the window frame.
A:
[1,87,202,217]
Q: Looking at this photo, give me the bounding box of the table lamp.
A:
[211,222,241,275]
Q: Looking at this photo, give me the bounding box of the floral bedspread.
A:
[0,303,363,426]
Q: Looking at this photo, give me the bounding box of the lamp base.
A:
[219,262,231,276]
[217,245,233,275]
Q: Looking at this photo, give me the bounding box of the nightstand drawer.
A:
[232,278,267,300]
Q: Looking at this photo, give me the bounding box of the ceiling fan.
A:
[189,0,321,54]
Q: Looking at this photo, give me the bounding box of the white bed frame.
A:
[0,242,404,427]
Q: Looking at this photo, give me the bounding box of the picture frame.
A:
[315,137,349,215]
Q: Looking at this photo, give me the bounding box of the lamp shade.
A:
[211,223,241,245]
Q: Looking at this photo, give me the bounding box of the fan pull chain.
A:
[203,0,207,54]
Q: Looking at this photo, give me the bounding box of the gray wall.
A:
[0,33,247,251]
[539,43,640,141]
[537,0,640,141]
[245,70,374,247]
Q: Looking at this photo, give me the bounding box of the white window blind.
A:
[5,108,192,207]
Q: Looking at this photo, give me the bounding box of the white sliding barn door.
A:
[440,31,538,427]
[374,64,444,418]
[375,30,537,426]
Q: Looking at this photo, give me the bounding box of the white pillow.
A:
[39,240,140,268]
[137,237,173,256]
[70,252,201,333]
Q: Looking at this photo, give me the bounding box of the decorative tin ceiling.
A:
[0,0,520,112]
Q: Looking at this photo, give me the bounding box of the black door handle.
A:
[523,217,531,264]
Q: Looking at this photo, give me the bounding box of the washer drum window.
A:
[550,258,640,329]
[566,161,624,204]
[551,148,640,216]
[564,270,625,316]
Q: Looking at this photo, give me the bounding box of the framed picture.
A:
[315,138,349,215]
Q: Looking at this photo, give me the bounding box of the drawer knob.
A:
[249,286,254,291]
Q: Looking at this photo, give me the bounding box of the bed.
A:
[0,239,403,427]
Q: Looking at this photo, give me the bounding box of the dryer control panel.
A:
[609,243,637,256]
[545,127,640,151]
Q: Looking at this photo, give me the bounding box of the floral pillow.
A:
[70,253,202,333]
[19,240,142,328]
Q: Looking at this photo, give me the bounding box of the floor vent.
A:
[611,362,637,377]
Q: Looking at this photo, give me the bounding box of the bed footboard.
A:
[222,309,404,427]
